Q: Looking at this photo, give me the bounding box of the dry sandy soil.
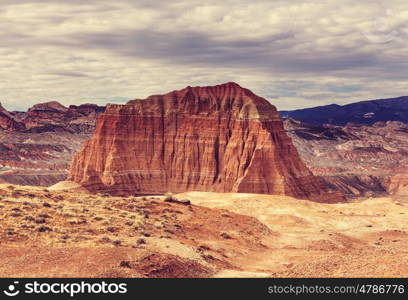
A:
[1,183,408,277]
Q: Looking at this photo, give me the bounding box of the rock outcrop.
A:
[23,101,104,133]
[284,119,408,198]
[68,82,343,202]
[0,101,105,186]
[0,103,25,131]
[388,172,408,197]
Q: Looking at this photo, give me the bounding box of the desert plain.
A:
[1,183,407,278]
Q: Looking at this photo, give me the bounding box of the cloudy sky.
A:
[1,0,408,111]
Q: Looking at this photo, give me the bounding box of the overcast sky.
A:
[1,0,408,111]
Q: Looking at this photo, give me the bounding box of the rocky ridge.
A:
[0,102,104,186]
[280,96,408,126]
[283,118,408,198]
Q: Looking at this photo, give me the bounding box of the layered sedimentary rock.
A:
[0,101,105,186]
[23,101,104,133]
[284,118,408,198]
[0,103,25,131]
[69,82,343,202]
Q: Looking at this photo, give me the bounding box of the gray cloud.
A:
[0,0,408,111]
[50,72,89,78]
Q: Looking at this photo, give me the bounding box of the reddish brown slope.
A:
[0,103,25,131]
[284,119,408,198]
[69,82,343,202]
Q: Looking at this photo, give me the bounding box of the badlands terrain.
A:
[284,119,408,199]
[1,93,408,200]
[1,82,408,278]
[0,184,408,277]
[0,101,104,186]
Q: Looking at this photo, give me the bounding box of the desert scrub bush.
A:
[164,192,176,201]
[61,234,69,240]
[220,232,232,239]
[11,191,22,198]
[38,214,51,219]
[113,240,122,246]
[119,261,131,268]
[99,236,111,243]
[136,238,146,245]
[197,245,211,253]
[38,226,52,232]
[69,219,87,225]
[6,228,15,235]
[106,226,117,233]
[53,195,64,201]
[163,193,191,205]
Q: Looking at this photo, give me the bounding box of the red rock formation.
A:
[0,102,105,186]
[23,101,104,133]
[0,103,25,131]
[69,82,344,202]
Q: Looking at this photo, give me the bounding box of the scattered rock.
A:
[38,226,52,233]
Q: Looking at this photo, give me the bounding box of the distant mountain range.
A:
[280,96,408,125]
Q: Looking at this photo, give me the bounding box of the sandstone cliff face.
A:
[69,82,343,202]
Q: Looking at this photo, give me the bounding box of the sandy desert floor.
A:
[1,183,408,277]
